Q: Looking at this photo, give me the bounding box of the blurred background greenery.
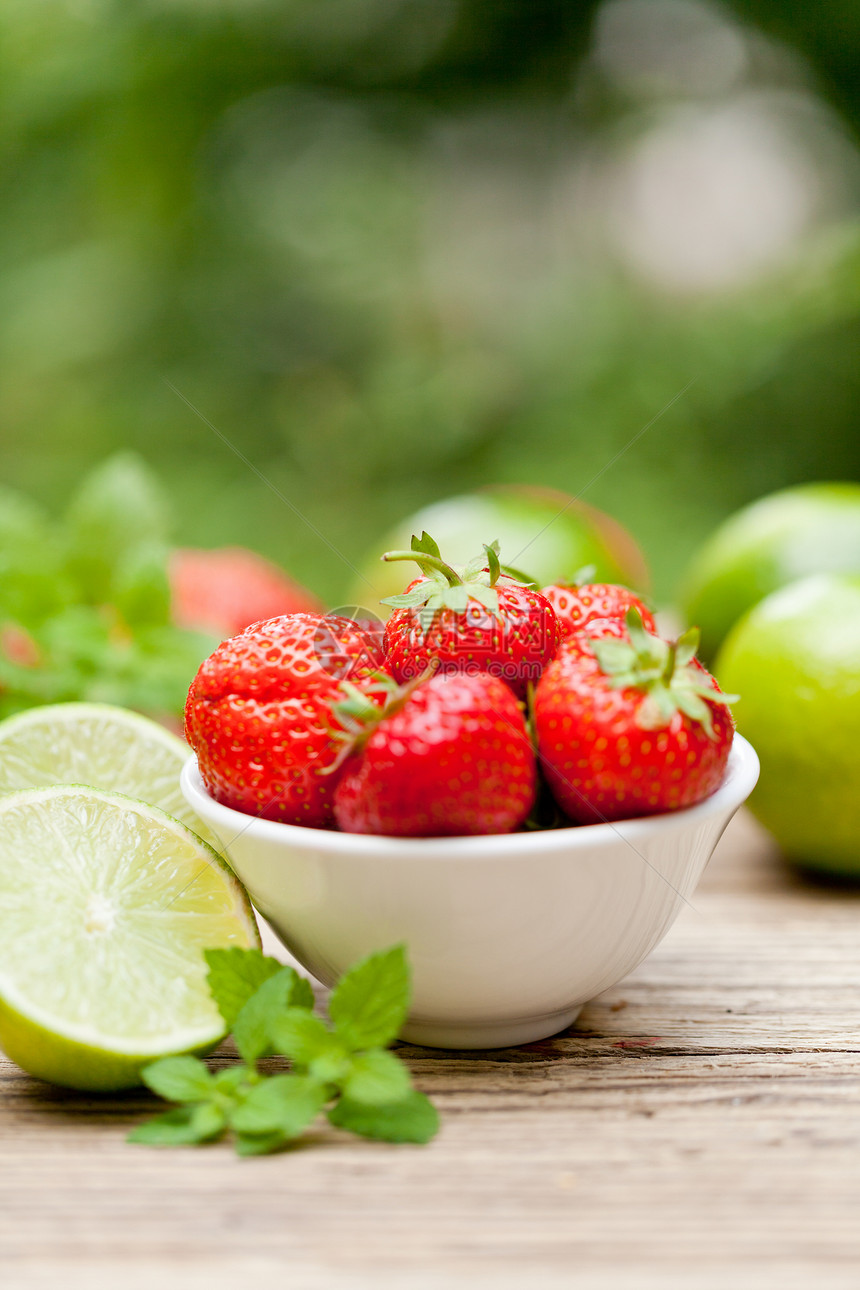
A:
[1,0,859,606]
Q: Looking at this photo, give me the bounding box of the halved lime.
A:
[0,702,218,849]
[0,785,259,1090]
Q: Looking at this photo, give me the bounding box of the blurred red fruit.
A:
[0,624,41,669]
[170,546,322,639]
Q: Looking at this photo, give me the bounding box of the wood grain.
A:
[2,811,860,1290]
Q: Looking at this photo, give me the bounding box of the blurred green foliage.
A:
[0,456,214,717]
[0,0,858,607]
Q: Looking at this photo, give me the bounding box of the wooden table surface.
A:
[2,811,860,1290]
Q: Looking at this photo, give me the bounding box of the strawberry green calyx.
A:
[323,678,392,777]
[589,610,737,739]
[382,532,465,596]
[331,675,398,742]
[380,533,522,619]
[500,565,539,589]
[327,666,438,768]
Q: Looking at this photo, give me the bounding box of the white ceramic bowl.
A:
[181,735,759,1050]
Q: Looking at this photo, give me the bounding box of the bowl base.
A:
[400,1004,584,1051]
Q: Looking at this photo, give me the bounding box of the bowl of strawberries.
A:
[180,535,759,1049]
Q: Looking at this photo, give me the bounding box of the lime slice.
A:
[0,785,259,1090]
[0,702,218,850]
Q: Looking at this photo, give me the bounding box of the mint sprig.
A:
[328,940,410,1048]
[128,945,439,1156]
[203,946,290,1028]
[0,453,218,720]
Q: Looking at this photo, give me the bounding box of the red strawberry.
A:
[382,533,560,700]
[534,612,735,824]
[170,546,322,639]
[333,672,537,837]
[184,612,385,827]
[542,580,655,639]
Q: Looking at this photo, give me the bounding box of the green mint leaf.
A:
[64,452,171,601]
[140,1056,215,1104]
[341,1049,412,1106]
[213,1065,250,1095]
[291,975,316,1011]
[111,540,171,629]
[288,1028,350,1085]
[116,623,216,717]
[309,1047,353,1085]
[329,945,410,1051]
[38,605,111,668]
[235,1131,290,1157]
[0,487,72,625]
[328,1091,439,1144]
[268,1009,351,1082]
[0,555,72,627]
[128,1102,225,1147]
[267,1008,332,1064]
[204,947,286,1029]
[233,966,313,1064]
[229,1074,328,1137]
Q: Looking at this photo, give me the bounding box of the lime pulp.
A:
[0,785,259,1089]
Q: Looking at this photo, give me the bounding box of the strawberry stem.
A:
[382,550,463,587]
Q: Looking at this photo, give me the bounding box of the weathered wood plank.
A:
[2,811,860,1289]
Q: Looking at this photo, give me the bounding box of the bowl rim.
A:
[180,733,759,860]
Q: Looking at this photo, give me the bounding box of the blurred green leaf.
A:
[112,541,172,629]
[0,0,859,621]
[64,454,171,602]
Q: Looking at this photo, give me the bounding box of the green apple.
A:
[348,485,649,613]
[681,482,860,662]
[717,573,860,879]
